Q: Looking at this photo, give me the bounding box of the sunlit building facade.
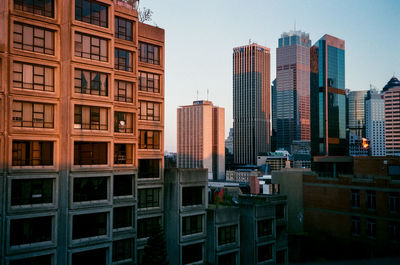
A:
[365,89,385,156]
[383,76,400,156]
[347,90,367,138]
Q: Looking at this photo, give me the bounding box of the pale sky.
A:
[141,0,400,152]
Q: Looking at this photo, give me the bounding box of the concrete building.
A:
[233,43,271,165]
[310,35,346,156]
[348,133,369,156]
[177,100,225,180]
[276,31,311,152]
[383,76,400,156]
[257,150,292,171]
[0,1,165,264]
[365,88,386,156]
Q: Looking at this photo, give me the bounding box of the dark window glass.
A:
[11,178,53,206]
[276,224,287,240]
[114,144,133,164]
[182,243,202,265]
[257,219,273,237]
[182,186,203,206]
[12,140,53,166]
[115,48,133,72]
[352,217,360,236]
[72,248,107,265]
[137,217,160,238]
[276,204,285,219]
[74,142,107,165]
[74,105,108,130]
[74,32,108,61]
[113,206,133,229]
[182,215,203,236]
[351,189,360,208]
[14,0,54,18]
[218,225,236,245]
[276,250,286,264]
[113,175,133,197]
[73,177,108,202]
[13,22,54,55]
[13,101,54,128]
[114,112,133,133]
[389,193,399,213]
[389,222,400,242]
[10,216,52,246]
[13,61,54,91]
[367,218,376,239]
[114,80,133,103]
[74,69,108,96]
[139,71,160,93]
[218,252,236,265]
[75,0,108,27]
[138,159,160,179]
[139,130,160,149]
[72,212,107,239]
[367,191,376,210]
[257,244,272,262]
[139,42,160,65]
[113,238,134,262]
[115,16,133,41]
[10,254,52,265]
[139,101,160,121]
[138,188,160,208]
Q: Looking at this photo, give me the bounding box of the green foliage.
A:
[142,223,169,265]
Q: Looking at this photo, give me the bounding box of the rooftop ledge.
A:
[114,0,139,10]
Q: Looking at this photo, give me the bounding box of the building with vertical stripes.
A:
[383,76,400,156]
[233,43,271,165]
[365,88,386,156]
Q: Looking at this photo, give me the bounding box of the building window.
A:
[351,217,361,236]
[74,142,107,165]
[276,250,286,264]
[138,188,160,209]
[114,80,133,103]
[276,204,285,219]
[138,159,160,179]
[114,144,133,164]
[74,105,108,130]
[75,0,108,28]
[115,16,133,41]
[257,244,273,262]
[139,71,160,93]
[75,32,108,61]
[11,178,53,206]
[389,193,399,213]
[115,48,133,72]
[138,217,160,238]
[139,101,160,121]
[113,238,134,263]
[12,140,53,166]
[182,186,203,206]
[10,254,52,265]
[182,243,202,265]
[367,218,376,239]
[218,252,236,265]
[257,219,273,237]
[389,222,400,242]
[13,22,54,55]
[182,215,203,236]
[218,225,236,245]
[13,61,54,92]
[114,112,133,133]
[73,177,108,202]
[72,212,107,240]
[72,248,107,265]
[114,175,133,197]
[10,216,52,246]
[139,42,160,65]
[367,191,376,210]
[13,101,54,128]
[351,189,360,208]
[74,69,108,96]
[113,206,133,229]
[14,0,54,18]
[139,130,160,149]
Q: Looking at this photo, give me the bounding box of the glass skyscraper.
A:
[310,35,346,156]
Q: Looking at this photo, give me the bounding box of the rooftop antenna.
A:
[196,90,199,100]
[249,39,251,45]
[207,89,209,101]
[294,19,296,31]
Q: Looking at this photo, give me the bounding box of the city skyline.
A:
[144,0,400,152]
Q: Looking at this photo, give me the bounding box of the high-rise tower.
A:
[347,90,367,138]
[365,88,386,156]
[276,31,311,152]
[383,76,400,156]
[233,43,271,165]
[310,35,346,156]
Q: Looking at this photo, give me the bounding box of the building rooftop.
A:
[383,76,400,91]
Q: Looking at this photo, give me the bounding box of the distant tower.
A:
[365,89,386,156]
[383,76,400,156]
[276,30,311,152]
[347,90,367,138]
[233,43,271,165]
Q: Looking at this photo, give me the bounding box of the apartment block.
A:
[0,1,164,264]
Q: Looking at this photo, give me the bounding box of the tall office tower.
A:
[365,89,386,156]
[271,79,277,151]
[0,1,165,264]
[383,76,400,156]
[233,43,271,165]
[177,100,225,180]
[276,31,311,152]
[310,35,346,156]
[347,90,367,137]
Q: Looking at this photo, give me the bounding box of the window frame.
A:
[351,189,360,208]
[13,61,55,92]
[74,105,108,130]
[114,143,133,165]
[114,80,134,103]
[138,188,160,209]
[75,0,108,28]
[12,140,54,166]
[14,0,54,18]
[218,225,237,246]
[13,22,55,55]
[115,16,133,41]
[139,130,160,149]
[74,68,108,96]
[114,112,133,133]
[139,101,160,121]
[74,32,108,62]
[139,71,160,93]
[139,42,160,65]
[12,101,54,128]
[114,48,133,72]
[137,216,161,239]
[73,141,108,165]
[182,214,203,236]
